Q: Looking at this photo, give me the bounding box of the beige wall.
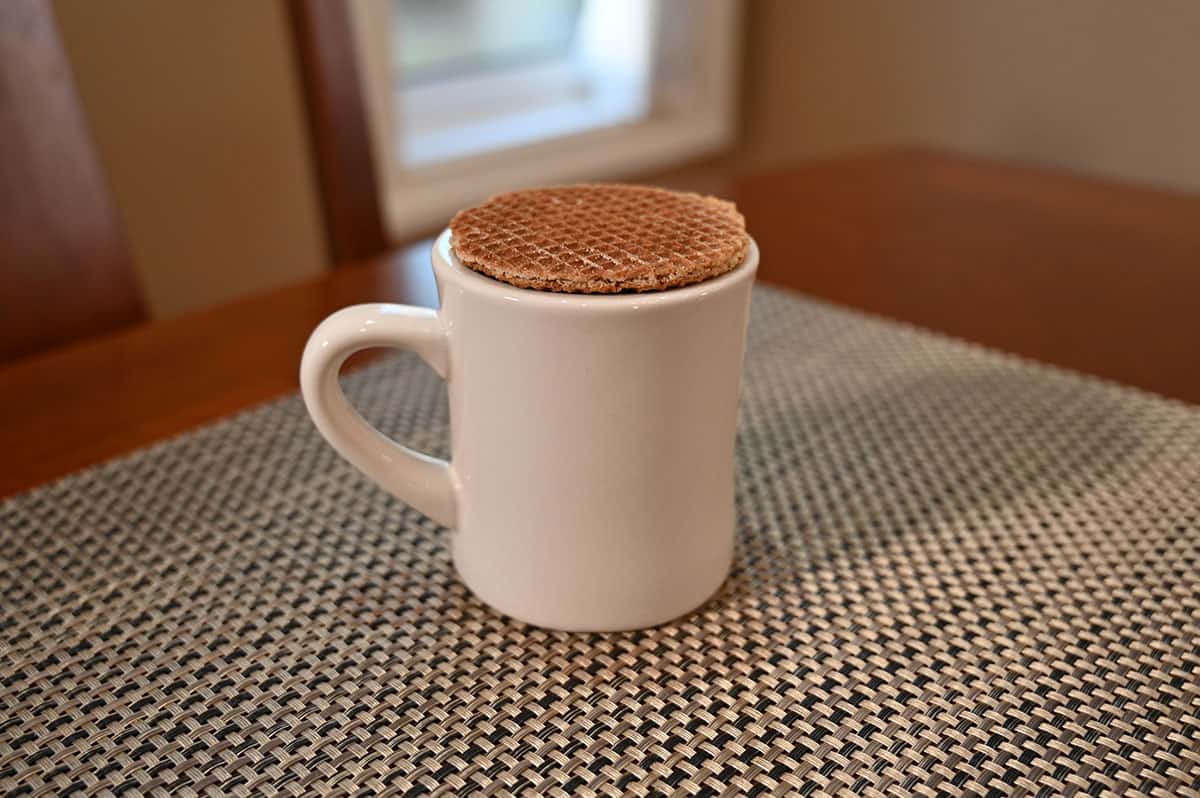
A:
[739,0,1200,192]
[51,0,1200,319]
[53,0,328,318]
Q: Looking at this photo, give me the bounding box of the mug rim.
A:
[432,228,758,309]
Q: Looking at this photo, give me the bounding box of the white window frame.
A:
[350,0,743,241]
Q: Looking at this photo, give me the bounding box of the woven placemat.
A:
[2,286,1198,797]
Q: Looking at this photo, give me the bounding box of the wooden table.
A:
[3,149,1198,498]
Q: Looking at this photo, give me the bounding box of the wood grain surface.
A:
[2,150,1197,498]
[730,150,1200,405]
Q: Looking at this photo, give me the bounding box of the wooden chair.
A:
[0,0,145,363]
[288,0,390,265]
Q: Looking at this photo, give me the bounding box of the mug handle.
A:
[300,303,458,527]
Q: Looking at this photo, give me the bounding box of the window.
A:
[351,0,742,239]
[394,0,655,168]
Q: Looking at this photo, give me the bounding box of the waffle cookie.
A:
[449,184,749,294]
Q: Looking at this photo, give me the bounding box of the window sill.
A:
[400,61,649,167]
[383,112,733,240]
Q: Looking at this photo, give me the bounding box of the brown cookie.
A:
[448,184,749,294]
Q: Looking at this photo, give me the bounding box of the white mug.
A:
[301,230,758,631]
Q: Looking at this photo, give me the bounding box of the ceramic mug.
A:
[301,229,758,631]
